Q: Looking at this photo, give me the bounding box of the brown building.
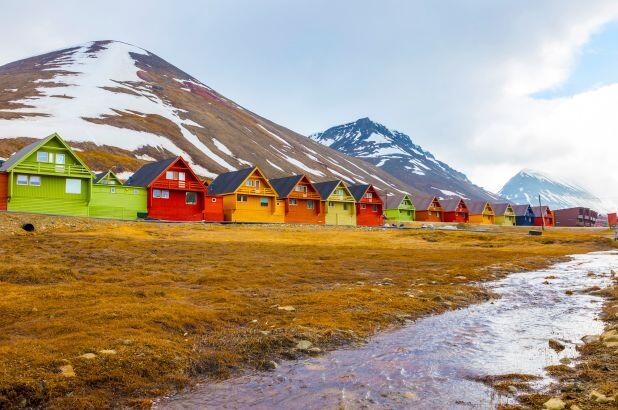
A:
[554,207,598,227]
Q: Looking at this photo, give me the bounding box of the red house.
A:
[0,168,7,211]
[127,157,220,222]
[204,180,225,222]
[609,213,617,228]
[441,198,469,223]
[348,184,384,226]
[532,205,554,227]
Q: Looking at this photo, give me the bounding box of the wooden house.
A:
[348,184,384,226]
[126,157,209,221]
[89,170,148,220]
[492,203,516,226]
[441,198,469,223]
[313,180,357,226]
[0,162,7,211]
[412,195,443,222]
[512,204,534,226]
[532,205,554,227]
[0,133,93,216]
[608,213,617,229]
[208,166,284,223]
[553,207,596,227]
[468,201,495,224]
[269,174,324,224]
[383,193,415,222]
[202,181,225,222]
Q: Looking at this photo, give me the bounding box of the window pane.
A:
[245,180,253,186]
[110,187,116,193]
[56,153,65,164]
[134,189,139,195]
[166,171,174,180]
[290,198,297,205]
[30,176,41,186]
[307,200,314,209]
[65,179,81,194]
[16,175,28,185]
[162,190,170,199]
[186,192,197,204]
[260,197,268,207]
[179,172,185,181]
[153,189,161,198]
[36,152,48,162]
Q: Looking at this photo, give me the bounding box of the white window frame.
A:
[56,153,65,164]
[65,178,81,194]
[364,192,373,199]
[237,194,248,203]
[37,151,49,163]
[161,190,170,199]
[153,189,162,198]
[361,204,367,209]
[290,198,298,206]
[110,187,116,193]
[254,180,261,189]
[178,172,185,181]
[16,175,29,186]
[245,180,254,187]
[29,176,41,187]
[329,201,335,208]
[166,171,174,180]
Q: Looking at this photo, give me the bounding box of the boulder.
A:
[543,397,566,409]
[589,390,615,403]
[549,339,566,352]
[581,335,600,344]
[59,364,76,378]
[296,340,313,350]
[79,353,97,360]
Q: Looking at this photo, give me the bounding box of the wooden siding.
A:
[469,213,495,224]
[221,194,285,223]
[384,207,415,222]
[8,175,90,216]
[0,173,7,211]
[284,198,324,224]
[494,214,516,226]
[89,184,147,220]
[148,189,205,221]
[204,195,225,222]
[415,210,442,222]
[324,200,356,226]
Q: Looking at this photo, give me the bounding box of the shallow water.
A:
[158,251,618,409]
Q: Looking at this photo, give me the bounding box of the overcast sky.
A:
[2,1,618,205]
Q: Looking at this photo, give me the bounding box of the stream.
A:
[158,251,618,409]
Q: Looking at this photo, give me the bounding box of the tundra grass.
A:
[0,213,611,408]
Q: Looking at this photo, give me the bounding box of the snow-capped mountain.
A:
[499,169,608,212]
[310,118,500,200]
[0,40,416,194]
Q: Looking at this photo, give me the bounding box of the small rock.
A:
[59,364,76,378]
[277,306,296,312]
[559,357,571,365]
[565,290,574,295]
[403,391,417,399]
[549,339,566,352]
[570,405,582,410]
[454,276,467,280]
[507,385,517,394]
[295,340,313,350]
[581,335,600,344]
[99,349,117,355]
[601,330,618,342]
[543,397,566,410]
[121,339,132,346]
[589,390,615,403]
[79,353,97,360]
[269,360,278,369]
[308,347,322,354]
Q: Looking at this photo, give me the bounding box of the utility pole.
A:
[538,194,545,231]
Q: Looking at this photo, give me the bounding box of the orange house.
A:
[468,201,495,224]
[208,166,284,223]
[269,174,325,224]
[412,195,443,222]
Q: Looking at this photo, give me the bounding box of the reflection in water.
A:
[158,251,618,409]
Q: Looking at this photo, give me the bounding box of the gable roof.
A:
[208,167,255,195]
[384,193,412,209]
[532,205,551,217]
[512,204,533,216]
[126,157,177,187]
[468,201,492,215]
[94,170,123,185]
[348,184,371,202]
[269,174,304,198]
[411,195,440,211]
[492,203,513,215]
[440,198,466,212]
[0,133,92,174]
[313,180,343,200]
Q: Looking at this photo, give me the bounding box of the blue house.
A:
[512,204,534,226]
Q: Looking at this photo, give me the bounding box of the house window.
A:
[335,189,344,196]
[56,154,65,164]
[254,180,261,189]
[307,200,314,209]
[37,151,49,162]
[260,197,269,207]
[372,204,378,212]
[16,175,29,185]
[29,176,41,187]
[361,204,367,209]
[161,190,169,199]
[65,179,81,194]
[211,197,217,202]
[153,189,162,198]
[110,187,116,194]
[237,194,248,202]
[179,172,185,181]
[101,180,108,185]
[343,203,348,211]
[166,171,174,180]
[133,189,139,195]
[295,185,307,193]
[245,180,253,187]
[329,201,335,208]
[109,180,116,185]
[186,192,197,205]
[290,198,298,206]
[364,193,373,199]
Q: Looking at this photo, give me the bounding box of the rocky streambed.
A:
[157,251,618,409]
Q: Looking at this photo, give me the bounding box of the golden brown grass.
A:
[0,213,612,408]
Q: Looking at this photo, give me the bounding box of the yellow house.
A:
[468,201,495,224]
[208,166,284,223]
[313,180,357,226]
[492,203,516,226]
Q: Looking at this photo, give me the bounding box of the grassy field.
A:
[0,213,613,408]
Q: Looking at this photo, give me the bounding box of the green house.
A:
[313,180,357,226]
[383,193,415,222]
[0,133,93,216]
[89,170,147,220]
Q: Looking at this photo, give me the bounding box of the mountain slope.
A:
[499,169,607,211]
[310,118,500,200]
[0,40,416,194]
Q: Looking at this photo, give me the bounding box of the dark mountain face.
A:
[0,41,418,195]
[310,118,500,200]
